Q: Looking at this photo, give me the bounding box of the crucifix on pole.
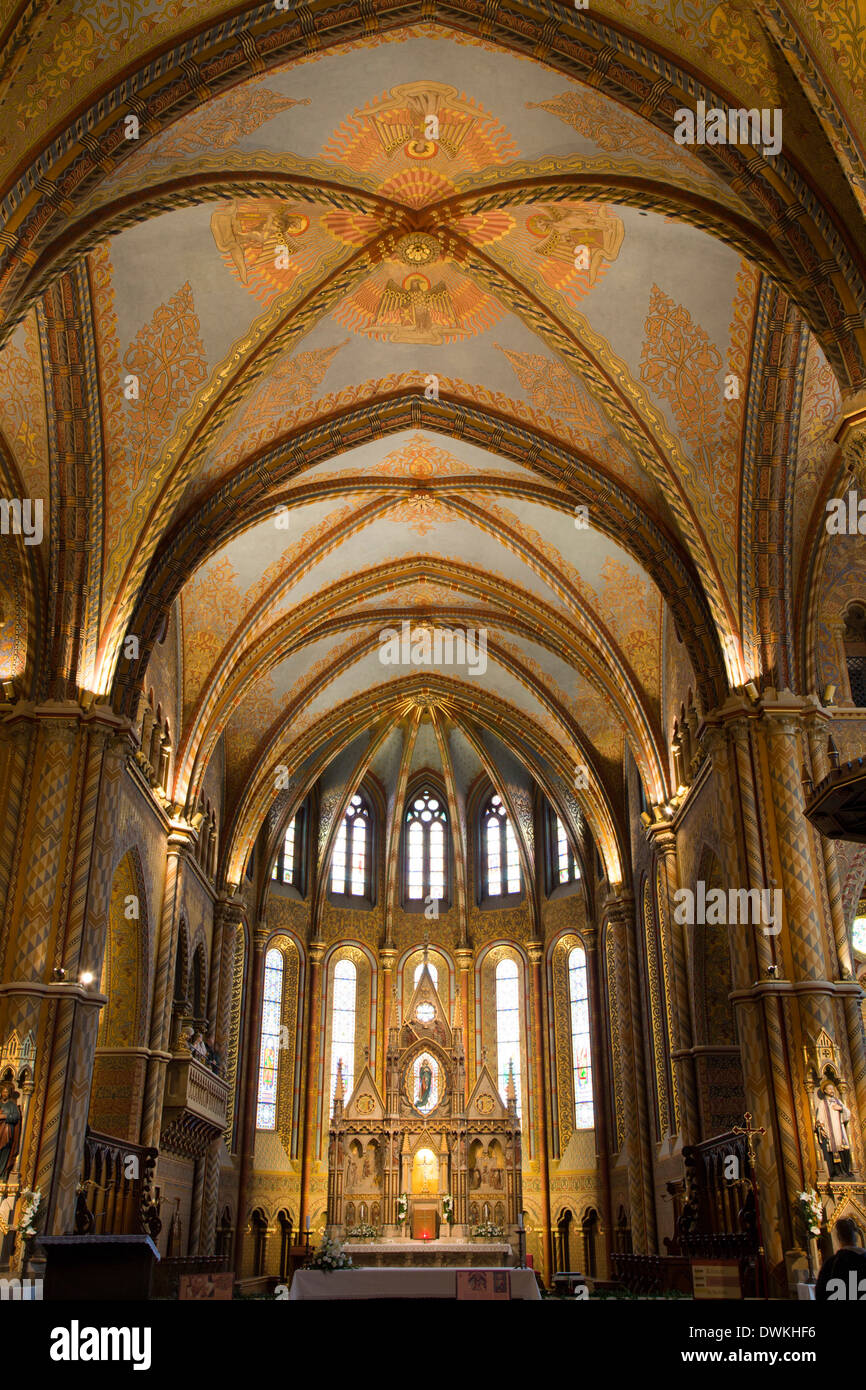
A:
[732,1112,768,1298]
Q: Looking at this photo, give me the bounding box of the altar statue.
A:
[814,1081,853,1177]
[0,1080,21,1180]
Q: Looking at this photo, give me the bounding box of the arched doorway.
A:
[555,1209,573,1273]
[583,1208,599,1278]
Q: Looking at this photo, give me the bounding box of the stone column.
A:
[141,818,198,1147]
[704,692,866,1279]
[0,705,131,1235]
[604,893,655,1252]
[298,937,326,1237]
[379,947,396,1081]
[645,823,699,1146]
[527,939,553,1285]
[455,947,473,1082]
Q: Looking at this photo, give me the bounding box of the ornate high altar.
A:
[327,956,522,1264]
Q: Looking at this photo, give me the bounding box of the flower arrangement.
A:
[396,1192,408,1226]
[305,1235,354,1272]
[471,1221,504,1238]
[345,1223,378,1240]
[18,1189,41,1239]
[796,1188,824,1238]
[442,1193,454,1225]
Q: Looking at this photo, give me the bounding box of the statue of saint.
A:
[815,1081,853,1177]
[0,1081,21,1181]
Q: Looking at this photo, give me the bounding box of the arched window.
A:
[495,958,522,1116]
[329,959,357,1110]
[271,811,299,886]
[844,604,866,706]
[256,948,284,1129]
[414,960,439,989]
[331,795,371,898]
[852,907,866,955]
[483,794,521,897]
[548,809,580,889]
[568,946,594,1128]
[404,787,448,905]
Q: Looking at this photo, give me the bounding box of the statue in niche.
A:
[814,1079,853,1177]
[0,1080,21,1180]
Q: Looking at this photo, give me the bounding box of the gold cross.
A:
[732,1111,766,1165]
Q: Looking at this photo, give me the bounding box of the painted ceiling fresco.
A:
[0,5,860,890]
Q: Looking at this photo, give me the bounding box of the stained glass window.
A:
[271,813,297,884]
[568,945,594,1128]
[413,960,439,989]
[484,794,521,896]
[256,948,283,1129]
[495,958,522,1116]
[405,788,448,904]
[853,914,866,955]
[331,794,371,897]
[555,816,580,886]
[329,958,357,1111]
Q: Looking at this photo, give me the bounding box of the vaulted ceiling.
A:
[1,3,863,892]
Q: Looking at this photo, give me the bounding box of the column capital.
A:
[454,948,474,971]
[526,940,543,967]
[834,388,866,473]
[601,891,634,931]
[644,819,677,856]
[379,948,397,970]
[308,937,327,966]
[253,922,271,950]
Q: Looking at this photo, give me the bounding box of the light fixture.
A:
[80,971,95,986]
[744,681,760,702]
[822,684,837,706]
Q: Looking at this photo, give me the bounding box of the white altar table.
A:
[289,1267,541,1300]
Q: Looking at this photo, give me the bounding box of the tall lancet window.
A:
[495,958,522,1116]
[555,816,580,886]
[414,960,439,989]
[331,794,371,898]
[271,812,297,884]
[329,958,357,1111]
[484,794,521,896]
[256,948,283,1129]
[568,945,594,1128]
[404,788,448,906]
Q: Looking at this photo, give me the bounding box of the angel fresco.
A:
[526,203,624,285]
[211,199,310,285]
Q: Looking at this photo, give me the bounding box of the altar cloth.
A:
[289,1267,541,1300]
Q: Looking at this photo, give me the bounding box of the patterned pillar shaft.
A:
[729,720,775,977]
[189,1154,205,1256]
[3,711,130,1234]
[141,822,196,1148]
[605,898,652,1253]
[649,829,699,1145]
[622,899,657,1251]
[298,937,326,1236]
[202,1141,222,1256]
[455,948,473,1084]
[379,948,395,1083]
[527,940,553,1285]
